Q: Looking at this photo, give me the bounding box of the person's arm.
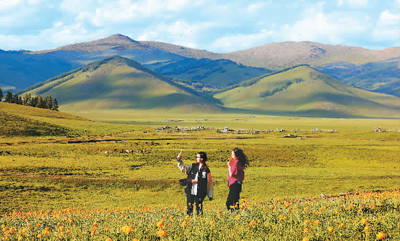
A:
[177,159,191,174]
[207,172,213,200]
[229,161,238,177]
[177,151,191,174]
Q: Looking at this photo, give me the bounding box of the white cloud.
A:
[0,22,100,51]
[0,6,35,28]
[28,0,46,4]
[246,1,272,14]
[377,10,399,26]
[281,3,368,44]
[211,30,274,53]
[39,23,94,47]
[0,0,398,52]
[60,0,95,14]
[0,0,56,32]
[0,34,25,50]
[138,20,217,49]
[372,9,400,42]
[0,0,23,11]
[61,0,191,27]
[337,0,368,7]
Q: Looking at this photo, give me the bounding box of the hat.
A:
[179,178,189,186]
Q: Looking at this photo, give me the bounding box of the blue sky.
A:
[1,0,399,52]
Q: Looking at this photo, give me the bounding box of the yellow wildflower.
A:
[156,220,164,228]
[157,230,167,237]
[376,231,387,240]
[249,220,256,226]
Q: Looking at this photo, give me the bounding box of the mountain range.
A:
[23,56,400,118]
[1,34,399,118]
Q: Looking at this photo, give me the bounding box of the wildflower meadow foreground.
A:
[1,190,399,241]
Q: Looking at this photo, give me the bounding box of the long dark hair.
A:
[233,148,249,169]
[197,152,208,169]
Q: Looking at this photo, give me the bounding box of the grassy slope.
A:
[215,66,400,118]
[0,99,399,213]
[0,102,83,136]
[0,117,398,213]
[0,102,141,137]
[25,57,221,111]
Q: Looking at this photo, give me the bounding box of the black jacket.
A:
[178,161,213,199]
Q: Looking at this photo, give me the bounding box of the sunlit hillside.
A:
[0,102,82,136]
[23,56,222,112]
[215,66,400,118]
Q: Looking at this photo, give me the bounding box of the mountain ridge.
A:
[23,57,400,118]
[2,33,398,105]
[34,34,400,68]
[23,56,222,111]
[37,34,148,53]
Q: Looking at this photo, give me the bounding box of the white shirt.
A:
[191,164,202,195]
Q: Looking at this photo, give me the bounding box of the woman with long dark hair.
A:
[226,148,248,211]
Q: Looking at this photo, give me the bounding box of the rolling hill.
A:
[22,56,222,111]
[214,65,400,118]
[2,35,270,93]
[2,34,399,104]
[220,41,400,69]
[317,57,400,97]
[21,55,400,118]
[0,102,82,136]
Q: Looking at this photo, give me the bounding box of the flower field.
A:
[1,189,399,240]
[1,109,399,240]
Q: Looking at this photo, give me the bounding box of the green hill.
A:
[0,102,82,136]
[3,35,399,98]
[214,66,400,118]
[23,56,222,111]
[145,58,270,90]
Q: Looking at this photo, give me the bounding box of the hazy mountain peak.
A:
[42,34,148,53]
[222,41,400,69]
[100,34,140,44]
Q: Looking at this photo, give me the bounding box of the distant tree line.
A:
[0,88,59,111]
[259,78,304,98]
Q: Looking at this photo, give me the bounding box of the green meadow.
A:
[1,103,399,215]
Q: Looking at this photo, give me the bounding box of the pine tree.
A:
[0,88,3,101]
[13,93,19,104]
[23,93,32,106]
[4,91,13,103]
[36,95,44,108]
[52,98,59,111]
[44,96,53,109]
[31,96,37,107]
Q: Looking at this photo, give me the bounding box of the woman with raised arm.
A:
[177,151,213,216]
[226,148,249,211]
